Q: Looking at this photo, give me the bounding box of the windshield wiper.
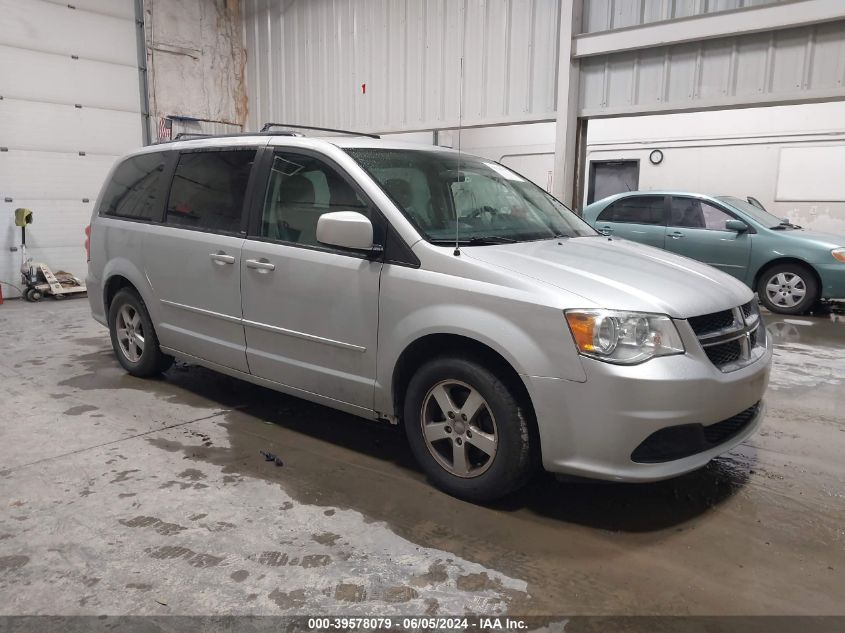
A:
[430,236,518,246]
[771,220,802,230]
[465,236,518,245]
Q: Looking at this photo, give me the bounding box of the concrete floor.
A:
[0,297,843,616]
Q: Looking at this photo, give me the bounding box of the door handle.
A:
[669,232,685,239]
[245,258,275,272]
[210,252,235,265]
[598,225,613,235]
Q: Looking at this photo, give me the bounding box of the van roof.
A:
[127,132,462,157]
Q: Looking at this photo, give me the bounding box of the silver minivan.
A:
[87,132,772,501]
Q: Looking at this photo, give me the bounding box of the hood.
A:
[463,236,753,319]
[768,228,845,250]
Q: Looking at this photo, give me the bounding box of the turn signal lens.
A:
[565,309,685,365]
[832,248,845,263]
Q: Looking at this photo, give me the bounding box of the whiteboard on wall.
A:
[776,146,845,202]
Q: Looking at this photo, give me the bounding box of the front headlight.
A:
[565,309,685,365]
[832,248,845,263]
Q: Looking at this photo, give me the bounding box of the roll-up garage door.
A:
[0,0,143,296]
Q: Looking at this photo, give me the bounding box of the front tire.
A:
[108,288,173,377]
[757,263,819,315]
[403,356,537,502]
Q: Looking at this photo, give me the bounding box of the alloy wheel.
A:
[116,304,145,363]
[420,379,498,478]
[765,272,807,308]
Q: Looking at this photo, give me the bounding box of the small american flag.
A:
[157,117,172,142]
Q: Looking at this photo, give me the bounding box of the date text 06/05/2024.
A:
[305,617,530,630]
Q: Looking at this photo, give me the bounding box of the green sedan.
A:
[582,192,845,314]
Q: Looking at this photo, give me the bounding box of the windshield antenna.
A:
[454,6,466,257]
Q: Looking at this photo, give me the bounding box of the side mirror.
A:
[725,219,749,232]
[316,211,375,251]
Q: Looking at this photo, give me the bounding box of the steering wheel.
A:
[467,205,499,219]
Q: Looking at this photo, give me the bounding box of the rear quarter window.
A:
[99,152,171,221]
[165,149,256,234]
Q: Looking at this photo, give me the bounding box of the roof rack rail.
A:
[161,131,301,144]
[173,132,211,140]
[261,122,380,139]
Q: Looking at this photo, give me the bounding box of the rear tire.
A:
[403,356,537,502]
[757,263,819,315]
[108,288,173,377]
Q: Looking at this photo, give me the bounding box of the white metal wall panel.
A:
[0,46,140,111]
[42,0,135,20]
[243,0,561,133]
[0,0,136,65]
[0,152,116,200]
[0,0,140,296]
[12,202,93,250]
[580,0,788,33]
[0,99,140,155]
[578,21,845,116]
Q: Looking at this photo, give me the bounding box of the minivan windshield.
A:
[346,148,596,243]
[718,196,792,229]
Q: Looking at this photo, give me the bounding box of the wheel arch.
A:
[391,333,537,433]
[753,257,821,294]
[104,275,136,315]
[101,258,155,320]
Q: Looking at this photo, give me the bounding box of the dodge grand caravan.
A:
[87,132,772,501]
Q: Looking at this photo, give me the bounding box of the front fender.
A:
[748,253,817,288]
[374,266,587,415]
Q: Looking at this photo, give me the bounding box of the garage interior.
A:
[1,0,844,626]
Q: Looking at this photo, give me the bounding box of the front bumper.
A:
[526,321,772,482]
[816,263,845,300]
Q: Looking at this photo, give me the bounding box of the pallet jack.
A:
[15,208,87,302]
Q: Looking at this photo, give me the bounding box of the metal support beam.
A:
[573,0,845,59]
[552,1,582,207]
[134,0,151,146]
[572,118,588,213]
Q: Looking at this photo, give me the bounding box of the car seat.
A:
[267,174,315,243]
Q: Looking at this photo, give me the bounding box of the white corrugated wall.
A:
[578,20,845,117]
[242,0,562,133]
[579,0,788,33]
[0,0,143,297]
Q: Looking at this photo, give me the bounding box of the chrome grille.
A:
[689,300,766,372]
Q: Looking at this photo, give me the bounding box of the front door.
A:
[594,194,667,249]
[664,196,752,279]
[240,149,383,411]
[143,147,257,372]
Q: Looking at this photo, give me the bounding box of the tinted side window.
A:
[100,152,170,220]
[260,152,368,247]
[165,149,255,234]
[670,198,734,230]
[597,196,665,224]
